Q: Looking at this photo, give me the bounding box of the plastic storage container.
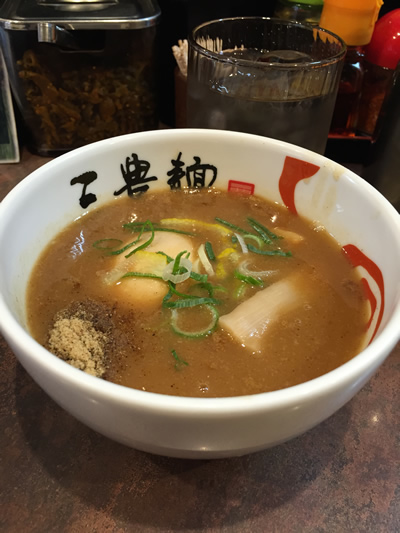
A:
[0,0,160,156]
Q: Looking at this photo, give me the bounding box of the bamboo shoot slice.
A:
[219,274,305,351]
[274,228,304,244]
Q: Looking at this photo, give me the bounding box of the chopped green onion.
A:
[107,220,154,256]
[163,288,173,306]
[163,253,192,284]
[121,271,163,280]
[167,282,194,299]
[247,219,273,245]
[247,217,281,240]
[108,237,141,255]
[157,251,174,263]
[234,269,264,287]
[234,232,249,254]
[213,285,229,294]
[247,244,292,256]
[123,222,194,236]
[125,221,155,258]
[190,271,208,283]
[198,243,215,277]
[163,296,221,309]
[235,283,247,299]
[171,349,189,370]
[172,250,188,275]
[190,281,227,298]
[93,238,123,250]
[205,241,216,261]
[242,233,264,249]
[171,305,219,338]
[215,217,252,235]
[122,221,144,227]
[238,259,277,279]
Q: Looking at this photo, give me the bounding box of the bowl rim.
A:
[1,128,400,415]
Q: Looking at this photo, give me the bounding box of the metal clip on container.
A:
[0,0,161,156]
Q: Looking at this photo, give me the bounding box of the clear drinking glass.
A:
[187,17,346,154]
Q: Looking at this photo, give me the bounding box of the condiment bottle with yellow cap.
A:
[274,0,324,25]
[319,0,383,135]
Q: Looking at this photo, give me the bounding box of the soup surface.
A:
[27,188,369,397]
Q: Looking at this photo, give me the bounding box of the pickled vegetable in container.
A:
[0,0,161,156]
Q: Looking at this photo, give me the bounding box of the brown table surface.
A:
[0,148,399,533]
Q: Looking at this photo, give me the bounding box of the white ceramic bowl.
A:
[1,129,399,459]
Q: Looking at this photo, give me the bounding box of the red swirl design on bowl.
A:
[343,244,385,343]
[278,156,320,214]
[277,156,385,343]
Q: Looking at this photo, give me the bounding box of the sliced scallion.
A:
[242,233,264,249]
[107,220,154,256]
[247,217,281,240]
[238,259,277,279]
[190,281,227,298]
[198,243,215,276]
[123,222,194,236]
[121,271,163,280]
[167,282,193,299]
[234,232,248,254]
[235,283,247,299]
[163,252,192,284]
[163,296,221,309]
[205,241,216,261]
[247,219,273,245]
[93,238,123,250]
[190,271,208,282]
[108,237,141,256]
[234,269,264,287]
[172,250,188,275]
[247,244,292,256]
[171,304,219,338]
[171,349,189,370]
[157,251,174,263]
[215,217,251,235]
[163,289,173,306]
[125,221,155,258]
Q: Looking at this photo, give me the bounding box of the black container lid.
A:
[0,0,161,30]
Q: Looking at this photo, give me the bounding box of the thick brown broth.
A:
[27,188,369,397]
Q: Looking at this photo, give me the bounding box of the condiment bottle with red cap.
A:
[319,0,383,136]
[357,8,400,136]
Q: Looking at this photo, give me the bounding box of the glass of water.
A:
[187,17,346,154]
